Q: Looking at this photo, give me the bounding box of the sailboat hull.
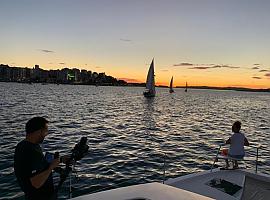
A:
[143,91,155,97]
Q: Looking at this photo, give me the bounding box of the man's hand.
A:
[31,157,60,189]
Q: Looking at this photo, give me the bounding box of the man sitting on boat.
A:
[225,121,249,169]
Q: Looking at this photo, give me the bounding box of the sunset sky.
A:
[1,0,270,88]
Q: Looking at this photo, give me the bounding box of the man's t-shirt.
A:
[14,140,55,200]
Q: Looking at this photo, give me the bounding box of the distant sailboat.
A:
[169,76,174,93]
[143,59,155,98]
[185,82,188,92]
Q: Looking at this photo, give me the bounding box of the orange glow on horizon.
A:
[2,61,270,89]
[118,78,269,89]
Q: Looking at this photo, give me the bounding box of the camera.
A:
[54,137,89,193]
[56,137,89,182]
[70,137,89,162]
[45,137,89,164]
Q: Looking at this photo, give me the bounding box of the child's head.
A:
[232,121,241,133]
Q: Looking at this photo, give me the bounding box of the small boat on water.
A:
[169,76,174,93]
[71,145,270,200]
[185,81,188,92]
[143,59,156,98]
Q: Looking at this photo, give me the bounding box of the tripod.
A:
[55,161,76,198]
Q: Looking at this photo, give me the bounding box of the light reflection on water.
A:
[0,82,269,199]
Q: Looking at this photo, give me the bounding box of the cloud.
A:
[254,64,260,65]
[252,76,262,79]
[189,66,209,70]
[173,63,193,66]
[211,65,239,69]
[38,49,54,53]
[120,38,132,42]
[160,69,169,72]
[265,73,270,77]
[259,69,269,72]
[251,66,260,70]
[189,65,239,70]
[59,62,65,65]
[95,66,102,69]
[118,78,141,83]
[173,62,230,67]
[173,62,240,70]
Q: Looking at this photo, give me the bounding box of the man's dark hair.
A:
[25,117,48,134]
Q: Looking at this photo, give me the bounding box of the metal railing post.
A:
[211,145,222,172]
[69,165,74,199]
[163,153,166,184]
[255,147,259,173]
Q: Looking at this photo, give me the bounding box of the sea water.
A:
[0,82,269,199]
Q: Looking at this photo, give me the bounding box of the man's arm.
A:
[30,158,59,189]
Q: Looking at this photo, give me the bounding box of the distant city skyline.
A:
[0,64,128,86]
[1,0,270,88]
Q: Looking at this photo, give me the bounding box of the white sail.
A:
[169,76,174,93]
[144,59,155,97]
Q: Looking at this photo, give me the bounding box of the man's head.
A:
[232,121,241,133]
[26,117,49,143]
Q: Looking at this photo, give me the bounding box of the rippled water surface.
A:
[0,82,269,199]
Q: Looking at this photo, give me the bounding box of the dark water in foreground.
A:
[0,82,269,199]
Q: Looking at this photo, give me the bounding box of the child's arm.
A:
[244,137,249,146]
[225,138,231,144]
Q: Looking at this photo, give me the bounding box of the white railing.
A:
[210,144,261,173]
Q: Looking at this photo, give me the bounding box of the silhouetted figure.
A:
[14,117,59,200]
[225,121,249,169]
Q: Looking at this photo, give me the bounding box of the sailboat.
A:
[169,76,174,93]
[185,82,188,92]
[143,59,155,97]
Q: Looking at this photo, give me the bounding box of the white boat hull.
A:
[71,182,213,200]
[166,168,270,200]
[71,168,270,200]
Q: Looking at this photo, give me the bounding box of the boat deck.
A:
[71,182,214,200]
[165,168,270,200]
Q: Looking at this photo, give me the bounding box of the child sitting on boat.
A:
[225,121,249,169]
